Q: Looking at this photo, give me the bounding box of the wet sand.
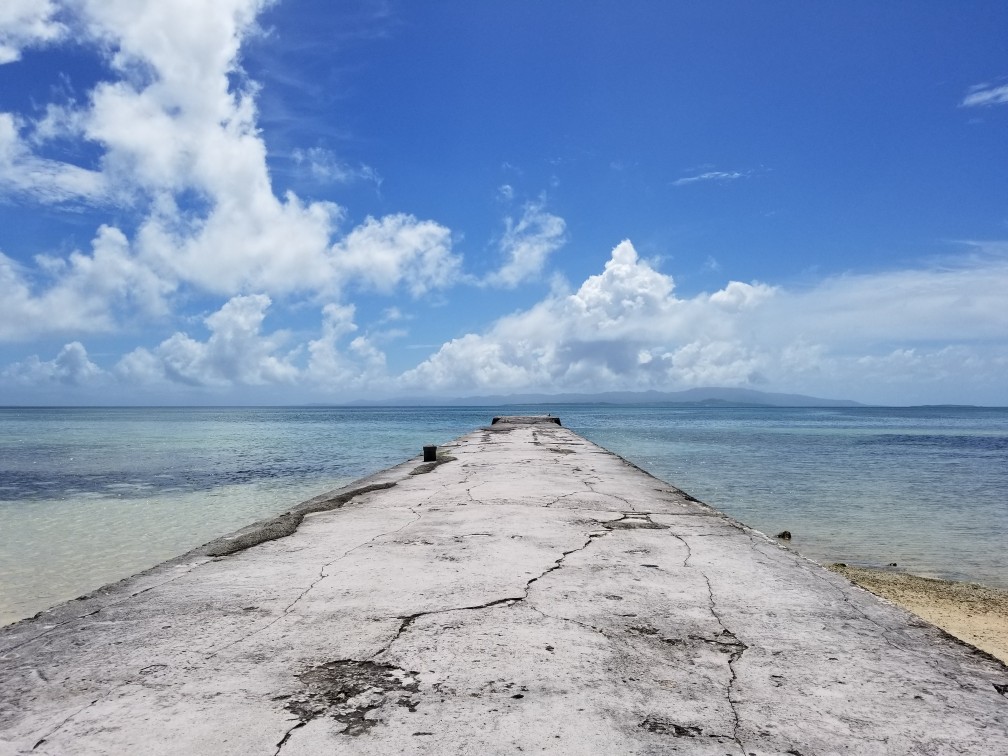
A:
[829,564,1008,665]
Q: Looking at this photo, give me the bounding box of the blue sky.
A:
[1,0,1006,405]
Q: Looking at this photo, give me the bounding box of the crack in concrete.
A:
[274,720,306,755]
[31,697,99,751]
[581,479,637,511]
[526,532,604,590]
[700,571,749,756]
[677,532,747,756]
[375,529,609,659]
[9,424,1008,755]
[207,507,424,659]
[16,561,242,750]
[524,601,608,639]
[463,476,493,504]
[670,533,693,568]
[604,491,635,510]
[382,595,525,657]
[544,490,584,508]
[2,559,207,656]
[7,483,411,657]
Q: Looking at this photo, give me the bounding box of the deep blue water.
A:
[1,405,1006,625]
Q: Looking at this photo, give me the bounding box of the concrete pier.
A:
[2,417,1006,754]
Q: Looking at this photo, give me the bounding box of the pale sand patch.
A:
[829,564,1008,665]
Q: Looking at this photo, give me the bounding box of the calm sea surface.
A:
[1,405,1006,625]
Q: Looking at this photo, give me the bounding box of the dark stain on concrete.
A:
[604,514,669,530]
[284,659,421,736]
[639,716,702,737]
[628,625,660,636]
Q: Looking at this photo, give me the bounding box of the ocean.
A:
[1,405,1006,626]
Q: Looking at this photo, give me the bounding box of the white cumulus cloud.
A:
[404,240,775,393]
[1,342,104,386]
[306,303,388,391]
[331,214,460,297]
[484,200,566,288]
[0,0,65,64]
[4,239,1007,404]
[0,226,173,340]
[400,240,1008,404]
[116,294,298,387]
[112,293,392,394]
[0,0,463,344]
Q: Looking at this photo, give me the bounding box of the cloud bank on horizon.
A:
[1,1,1006,405]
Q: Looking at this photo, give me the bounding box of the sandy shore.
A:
[829,564,1008,665]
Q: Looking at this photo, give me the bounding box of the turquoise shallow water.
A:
[1,405,1006,625]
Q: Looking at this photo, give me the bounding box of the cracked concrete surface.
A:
[2,418,1007,755]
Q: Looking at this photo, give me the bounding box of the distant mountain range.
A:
[349,387,863,408]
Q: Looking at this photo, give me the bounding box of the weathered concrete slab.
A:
[1,419,1006,755]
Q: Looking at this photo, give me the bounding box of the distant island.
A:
[349,387,864,408]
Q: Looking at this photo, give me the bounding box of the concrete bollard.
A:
[423,445,437,462]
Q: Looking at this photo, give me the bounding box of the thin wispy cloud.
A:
[702,256,721,273]
[961,81,1008,107]
[291,147,381,187]
[0,113,107,204]
[672,170,748,187]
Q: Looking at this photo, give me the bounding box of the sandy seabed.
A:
[829,564,1008,665]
